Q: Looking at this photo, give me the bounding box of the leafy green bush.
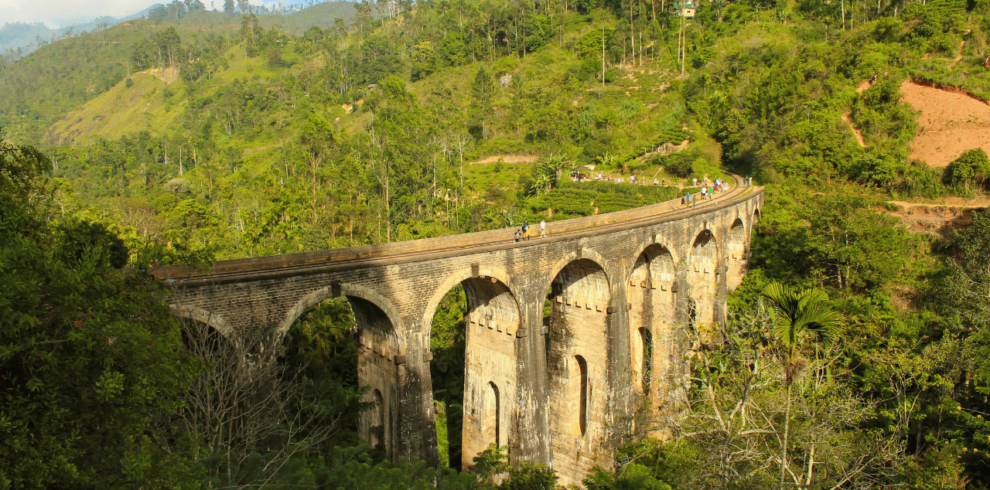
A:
[943,148,990,189]
[662,152,695,178]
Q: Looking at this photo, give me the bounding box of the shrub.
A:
[664,152,695,177]
[943,148,990,188]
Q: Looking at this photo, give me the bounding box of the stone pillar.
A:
[397,324,440,466]
[606,281,632,450]
[512,297,552,466]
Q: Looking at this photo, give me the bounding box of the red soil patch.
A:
[900,80,990,167]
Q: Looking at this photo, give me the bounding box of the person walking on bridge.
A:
[540,219,547,238]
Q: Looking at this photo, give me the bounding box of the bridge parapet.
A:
[153,176,758,281]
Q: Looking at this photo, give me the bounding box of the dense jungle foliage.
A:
[4,0,990,486]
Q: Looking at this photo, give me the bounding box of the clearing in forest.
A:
[900,80,990,167]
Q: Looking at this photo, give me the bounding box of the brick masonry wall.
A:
[164,185,763,485]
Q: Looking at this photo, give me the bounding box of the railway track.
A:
[154,173,758,286]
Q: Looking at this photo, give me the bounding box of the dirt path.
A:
[886,196,990,235]
[888,197,990,209]
[900,80,990,167]
[841,81,873,147]
[470,155,540,165]
[949,41,966,70]
[842,113,867,147]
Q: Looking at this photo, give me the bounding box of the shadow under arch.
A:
[278,283,404,341]
[725,218,748,291]
[420,266,521,337]
[626,243,677,407]
[422,267,521,471]
[170,304,233,340]
[686,228,721,327]
[278,283,404,461]
[540,248,611,298]
[545,256,611,478]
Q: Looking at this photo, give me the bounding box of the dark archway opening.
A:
[639,328,653,394]
[280,294,400,461]
[429,285,468,469]
[429,276,520,471]
[576,355,589,436]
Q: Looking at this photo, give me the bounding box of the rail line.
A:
[154,173,760,286]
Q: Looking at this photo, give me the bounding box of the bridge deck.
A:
[153,173,758,283]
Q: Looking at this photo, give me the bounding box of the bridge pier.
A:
[512,294,552,467]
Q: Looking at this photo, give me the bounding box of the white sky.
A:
[0,0,296,28]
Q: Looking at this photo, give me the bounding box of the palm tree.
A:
[711,0,727,22]
[760,282,841,490]
[546,154,568,181]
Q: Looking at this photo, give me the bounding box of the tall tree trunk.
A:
[781,382,792,490]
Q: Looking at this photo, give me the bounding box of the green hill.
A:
[0,2,355,145]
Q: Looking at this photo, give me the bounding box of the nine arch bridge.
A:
[154,175,763,485]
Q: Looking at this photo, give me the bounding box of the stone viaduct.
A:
[154,176,763,485]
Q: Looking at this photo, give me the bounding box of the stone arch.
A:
[686,228,720,327]
[540,248,612,298]
[423,266,522,471]
[725,218,748,291]
[545,256,611,479]
[278,283,404,341]
[169,304,233,339]
[277,283,402,461]
[420,266,520,337]
[628,238,680,273]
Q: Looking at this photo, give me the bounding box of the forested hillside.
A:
[5,0,990,486]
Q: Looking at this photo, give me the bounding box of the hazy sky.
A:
[1,0,290,28]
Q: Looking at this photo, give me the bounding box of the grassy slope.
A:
[0,4,354,145]
[48,47,282,146]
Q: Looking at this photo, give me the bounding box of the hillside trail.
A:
[948,40,966,70]
[887,196,990,209]
[842,80,872,148]
[469,155,540,165]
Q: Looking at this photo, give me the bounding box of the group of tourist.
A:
[514,219,547,242]
[572,172,665,186]
[683,176,733,208]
